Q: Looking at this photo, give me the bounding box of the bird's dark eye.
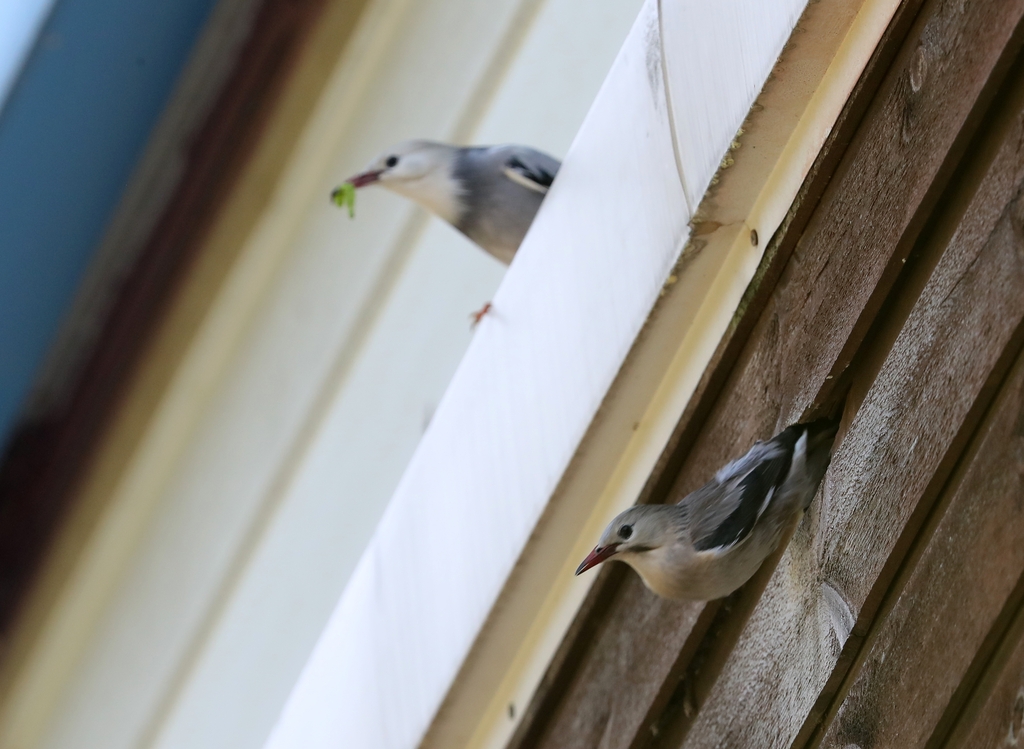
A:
[618,525,633,541]
[385,155,399,168]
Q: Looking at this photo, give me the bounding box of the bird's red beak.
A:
[346,169,383,188]
[575,544,620,576]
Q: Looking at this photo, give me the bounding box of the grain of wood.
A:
[520,576,706,749]
[778,0,1024,419]
[512,1,1024,747]
[943,600,1024,749]
[818,343,1024,749]
[671,68,1024,749]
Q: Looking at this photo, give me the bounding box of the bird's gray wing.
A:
[500,147,560,194]
[690,427,801,552]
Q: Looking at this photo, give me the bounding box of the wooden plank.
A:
[816,341,1024,748]
[666,53,1024,749]
[521,586,710,749]
[514,0,1024,746]
[943,595,1024,748]
[775,0,1024,418]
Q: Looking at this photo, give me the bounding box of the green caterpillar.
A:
[330,182,357,218]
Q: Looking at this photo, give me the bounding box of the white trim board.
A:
[266,0,900,748]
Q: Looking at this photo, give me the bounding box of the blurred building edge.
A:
[0,0,346,739]
[0,0,320,630]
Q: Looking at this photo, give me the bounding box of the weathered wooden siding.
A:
[508,0,1024,747]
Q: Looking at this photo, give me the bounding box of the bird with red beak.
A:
[575,419,840,600]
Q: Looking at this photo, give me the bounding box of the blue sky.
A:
[0,0,55,111]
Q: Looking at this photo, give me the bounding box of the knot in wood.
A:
[1009,687,1024,745]
[909,47,928,94]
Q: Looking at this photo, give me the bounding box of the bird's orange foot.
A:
[470,302,492,328]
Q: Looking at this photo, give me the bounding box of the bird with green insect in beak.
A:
[333,140,560,265]
[333,140,559,325]
[576,419,840,601]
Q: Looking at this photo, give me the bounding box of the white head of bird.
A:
[343,140,462,224]
[575,504,698,600]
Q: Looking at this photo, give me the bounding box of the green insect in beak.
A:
[330,182,357,218]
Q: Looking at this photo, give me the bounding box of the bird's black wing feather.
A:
[693,426,801,552]
[502,148,560,193]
